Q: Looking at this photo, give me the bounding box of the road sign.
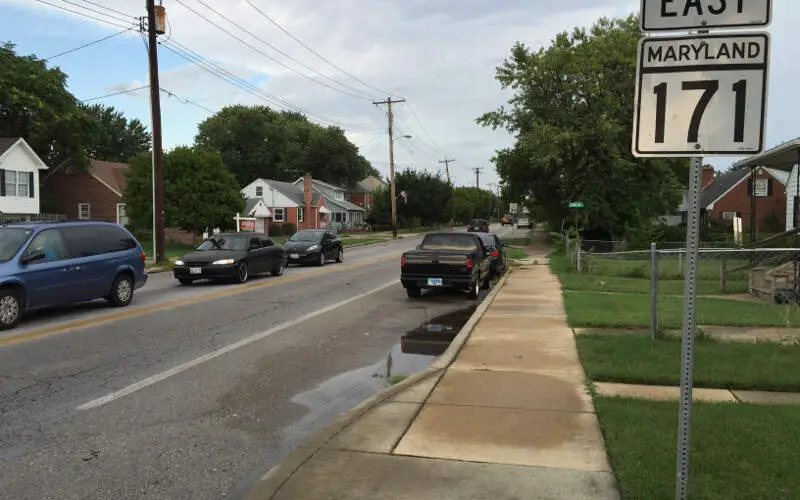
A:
[632,32,770,157]
[509,203,518,213]
[568,201,583,208]
[640,0,771,32]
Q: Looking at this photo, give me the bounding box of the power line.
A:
[81,85,149,102]
[160,38,383,134]
[159,87,217,114]
[32,0,137,29]
[406,103,448,156]
[77,0,136,19]
[243,0,397,99]
[53,0,136,25]
[174,0,377,101]
[44,27,132,60]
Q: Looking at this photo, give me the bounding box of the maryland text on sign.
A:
[632,33,769,156]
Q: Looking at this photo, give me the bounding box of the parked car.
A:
[501,214,515,226]
[400,232,491,300]
[284,229,343,266]
[467,218,489,232]
[0,221,148,330]
[516,216,532,229]
[173,232,286,285]
[477,233,508,278]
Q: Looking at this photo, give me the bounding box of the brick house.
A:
[347,175,386,210]
[241,174,329,230]
[41,159,129,225]
[678,165,789,232]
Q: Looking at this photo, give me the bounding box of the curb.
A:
[241,269,514,500]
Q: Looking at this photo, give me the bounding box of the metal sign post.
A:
[634,3,772,498]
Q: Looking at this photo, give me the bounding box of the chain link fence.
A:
[559,236,800,338]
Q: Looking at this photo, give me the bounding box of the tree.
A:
[478,16,686,238]
[124,147,243,236]
[368,169,453,228]
[195,105,374,187]
[447,187,496,224]
[0,42,92,166]
[83,104,151,162]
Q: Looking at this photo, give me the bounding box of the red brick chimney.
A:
[303,173,312,229]
[701,165,715,189]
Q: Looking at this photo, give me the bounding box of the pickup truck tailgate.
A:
[403,251,470,275]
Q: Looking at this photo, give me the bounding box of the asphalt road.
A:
[0,226,515,500]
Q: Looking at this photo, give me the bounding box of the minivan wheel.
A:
[0,289,22,330]
[108,274,134,307]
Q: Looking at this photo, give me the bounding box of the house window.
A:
[722,211,741,220]
[273,208,285,222]
[78,203,91,220]
[255,186,263,197]
[333,212,345,223]
[753,178,769,197]
[298,207,304,223]
[116,203,129,226]
[335,191,344,201]
[3,170,29,197]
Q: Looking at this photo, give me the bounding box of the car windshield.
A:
[0,227,33,262]
[289,231,323,242]
[421,234,478,251]
[195,234,249,251]
[470,220,486,225]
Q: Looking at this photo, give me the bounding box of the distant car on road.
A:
[284,229,344,266]
[0,220,148,330]
[400,232,491,300]
[173,232,286,285]
[477,232,508,278]
[467,218,489,233]
[501,214,515,226]
[516,216,532,229]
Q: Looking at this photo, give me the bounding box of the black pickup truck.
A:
[400,232,492,299]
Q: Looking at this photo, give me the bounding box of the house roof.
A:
[89,160,128,196]
[290,177,365,211]
[294,177,347,192]
[259,179,322,207]
[0,138,20,156]
[357,175,386,192]
[244,197,262,215]
[732,138,800,170]
[0,137,49,170]
[324,196,366,212]
[680,166,789,211]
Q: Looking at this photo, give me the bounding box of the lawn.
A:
[505,248,528,260]
[564,291,800,328]
[340,236,391,247]
[577,333,800,392]
[139,242,194,261]
[581,254,750,281]
[506,237,531,247]
[594,397,800,500]
[557,273,748,295]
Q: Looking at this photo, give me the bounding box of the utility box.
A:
[154,5,167,35]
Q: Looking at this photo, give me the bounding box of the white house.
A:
[241,176,329,229]
[0,138,48,216]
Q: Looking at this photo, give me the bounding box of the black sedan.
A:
[477,232,508,278]
[467,218,489,232]
[172,232,286,285]
[284,229,343,266]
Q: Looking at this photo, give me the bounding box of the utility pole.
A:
[439,158,455,184]
[146,0,166,263]
[373,97,405,239]
[472,167,484,190]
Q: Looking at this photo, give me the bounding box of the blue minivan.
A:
[0,221,148,329]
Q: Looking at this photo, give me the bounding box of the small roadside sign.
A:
[639,0,771,32]
[632,32,770,157]
[568,201,583,208]
[509,202,518,213]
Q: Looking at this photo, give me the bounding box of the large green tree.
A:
[0,42,92,166]
[83,103,151,162]
[194,105,376,187]
[124,147,243,236]
[478,16,686,237]
[368,169,453,228]
[446,187,497,224]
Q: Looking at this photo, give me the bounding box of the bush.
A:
[282,222,297,236]
[268,224,283,237]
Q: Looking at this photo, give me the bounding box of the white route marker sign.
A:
[632,32,770,157]
[640,0,772,31]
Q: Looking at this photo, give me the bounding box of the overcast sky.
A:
[1,0,798,188]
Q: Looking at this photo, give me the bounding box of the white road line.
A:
[76,280,398,411]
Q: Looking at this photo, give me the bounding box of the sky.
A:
[1,0,798,189]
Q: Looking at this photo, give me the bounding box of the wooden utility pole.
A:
[374,97,405,239]
[472,167,484,190]
[439,158,455,184]
[146,0,166,263]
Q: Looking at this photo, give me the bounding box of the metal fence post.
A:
[576,243,582,273]
[650,242,658,339]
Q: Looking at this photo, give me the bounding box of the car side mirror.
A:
[22,249,46,264]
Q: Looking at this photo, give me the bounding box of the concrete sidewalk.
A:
[244,246,619,499]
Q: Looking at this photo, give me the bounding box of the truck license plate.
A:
[427,278,443,287]
[190,267,201,275]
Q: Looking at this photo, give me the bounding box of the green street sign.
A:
[568,201,584,208]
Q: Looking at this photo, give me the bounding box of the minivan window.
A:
[0,228,33,262]
[25,229,70,261]
[60,225,136,257]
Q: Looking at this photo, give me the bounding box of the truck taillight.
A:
[465,258,474,269]
[401,255,407,266]
[491,249,499,257]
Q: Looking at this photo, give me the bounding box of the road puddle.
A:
[401,306,476,357]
